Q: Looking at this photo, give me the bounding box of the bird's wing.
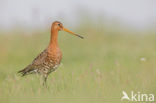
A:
[18,49,48,76]
[32,49,48,65]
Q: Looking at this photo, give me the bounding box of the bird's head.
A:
[52,21,84,39]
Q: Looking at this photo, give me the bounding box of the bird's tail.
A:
[18,65,34,76]
[18,69,27,76]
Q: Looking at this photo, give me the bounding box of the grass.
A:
[0,26,156,103]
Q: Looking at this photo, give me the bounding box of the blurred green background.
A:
[0,19,156,103]
[0,0,156,103]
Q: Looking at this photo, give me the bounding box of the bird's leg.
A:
[42,75,48,88]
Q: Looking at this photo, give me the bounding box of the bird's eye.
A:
[58,24,61,26]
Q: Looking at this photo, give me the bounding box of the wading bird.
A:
[18,21,83,86]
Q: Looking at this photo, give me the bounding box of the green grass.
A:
[0,27,156,103]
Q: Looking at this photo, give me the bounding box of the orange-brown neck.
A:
[49,27,59,48]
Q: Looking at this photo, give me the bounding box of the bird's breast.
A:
[47,48,62,66]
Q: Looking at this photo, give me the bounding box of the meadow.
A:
[0,23,156,103]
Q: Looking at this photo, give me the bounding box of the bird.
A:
[18,21,84,87]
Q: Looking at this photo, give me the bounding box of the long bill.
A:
[63,28,84,39]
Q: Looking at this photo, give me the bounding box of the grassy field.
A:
[0,25,156,103]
